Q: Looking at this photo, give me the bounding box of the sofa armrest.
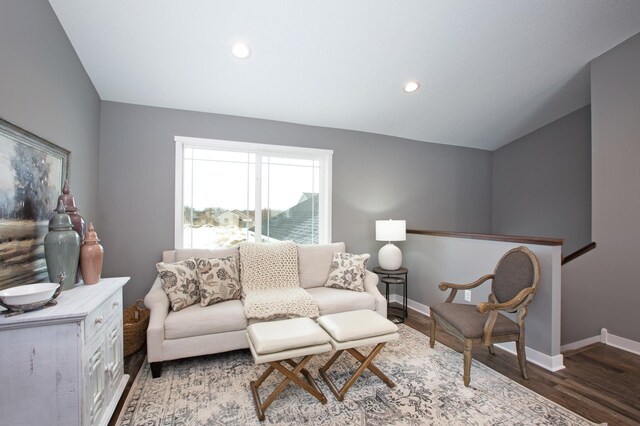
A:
[144,276,170,363]
[364,270,387,318]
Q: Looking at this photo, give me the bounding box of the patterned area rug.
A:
[118,325,594,425]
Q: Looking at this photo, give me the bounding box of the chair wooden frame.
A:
[319,342,395,401]
[429,246,541,387]
[250,355,327,421]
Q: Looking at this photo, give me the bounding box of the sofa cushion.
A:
[164,299,247,340]
[197,256,242,306]
[156,258,200,311]
[306,287,375,315]
[172,247,239,262]
[297,242,346,289]
[324,252,370,292]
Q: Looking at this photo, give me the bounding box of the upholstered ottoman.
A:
[246,317,332,421]
[317,309,399,400]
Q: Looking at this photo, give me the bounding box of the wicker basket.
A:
[123,299,150,357]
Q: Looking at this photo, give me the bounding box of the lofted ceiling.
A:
[49,1,640,150]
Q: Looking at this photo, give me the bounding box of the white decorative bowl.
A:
[0,283,60,306]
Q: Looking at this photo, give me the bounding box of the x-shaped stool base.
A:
[250,355,327,421]
[318,342,395,401]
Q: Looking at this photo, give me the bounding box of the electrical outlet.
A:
[464,290,471,302]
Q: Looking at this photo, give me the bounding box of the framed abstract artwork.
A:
[0,118,70,290]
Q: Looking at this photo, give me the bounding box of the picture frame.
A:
[0,118,70,290]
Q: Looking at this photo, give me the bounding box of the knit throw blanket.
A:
[239,241,319,320]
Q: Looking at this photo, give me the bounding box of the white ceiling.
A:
[49,1,640,151]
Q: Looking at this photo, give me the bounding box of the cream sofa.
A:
[144,242,387,377]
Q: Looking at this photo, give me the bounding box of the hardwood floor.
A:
[110,305,640,425]
[401,305,640,426]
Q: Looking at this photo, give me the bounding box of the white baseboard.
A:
[601,328,640,356]
[388,294,430,316]
[388,295,564,372]
[495,342,565,372]
[560,329,640,356]
[560,335,601,352]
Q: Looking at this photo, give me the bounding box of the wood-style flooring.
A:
[109,305,640,425]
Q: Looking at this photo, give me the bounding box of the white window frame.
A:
[174,136,333,248]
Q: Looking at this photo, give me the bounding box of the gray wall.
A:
[99,101,493,306]
[0,0,101,227]
[492,106,591,255]
[562,32,640,344]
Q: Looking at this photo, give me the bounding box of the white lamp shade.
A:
[376,219,406,242]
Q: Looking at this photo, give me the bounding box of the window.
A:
[175,136,332,249]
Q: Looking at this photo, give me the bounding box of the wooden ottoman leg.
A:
[320,342,393,401]
[319,350,345,401]
[339,343,386,397]
[251,355,326,422]
[347,347,395,388]
[250,365,275,421]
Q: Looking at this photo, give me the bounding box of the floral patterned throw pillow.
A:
[156,258,200,311]
[197,256,242,306]
[324,252,370,292]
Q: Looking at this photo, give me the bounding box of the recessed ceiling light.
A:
[403,81,420,93]
[231,42,251,59]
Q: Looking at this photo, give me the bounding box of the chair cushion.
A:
[164,299,247,339]
[430,303,519,339]
[246,317,330,355]
[306,287,375,315]
[493,251,535,303]
[297,242,346,289]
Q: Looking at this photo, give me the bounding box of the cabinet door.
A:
[105,315,124,396]
[84,336,106,426]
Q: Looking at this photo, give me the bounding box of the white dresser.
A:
[0,277,130,426]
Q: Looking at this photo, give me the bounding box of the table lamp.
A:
[375,219,406,270]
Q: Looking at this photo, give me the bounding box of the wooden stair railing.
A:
[561,242,596,265]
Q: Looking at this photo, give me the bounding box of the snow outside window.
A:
[175,137,332,249]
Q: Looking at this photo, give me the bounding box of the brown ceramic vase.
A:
[58,180,86,282]
[80,223,104,285]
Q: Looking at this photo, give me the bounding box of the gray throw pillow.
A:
[324,252,370,292]
[197,256,242,306]
[156,258,200,311]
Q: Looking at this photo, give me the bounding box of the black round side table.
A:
[373,266,408,324]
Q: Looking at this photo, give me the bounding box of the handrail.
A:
[561,242,596,265]
[406,229,564,246]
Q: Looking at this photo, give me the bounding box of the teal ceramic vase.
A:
[45,199,81,291]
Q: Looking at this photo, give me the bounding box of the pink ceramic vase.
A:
[58,180,86,283]
[80,223,104,285]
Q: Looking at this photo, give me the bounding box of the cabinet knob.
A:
[112,301,120,308]
[95,316,104,324]
[105,362,115,375]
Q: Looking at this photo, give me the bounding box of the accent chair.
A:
[429,246,541,386]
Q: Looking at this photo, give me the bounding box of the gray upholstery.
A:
[430,303,519,339]
[493,251,534,303]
